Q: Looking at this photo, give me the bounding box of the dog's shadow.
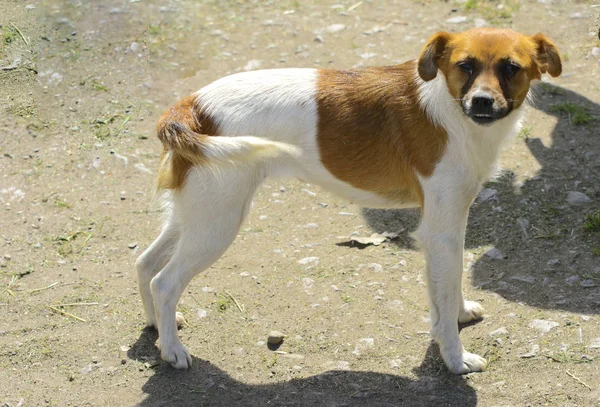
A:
[364,83,600,315]
[128,328,477,407]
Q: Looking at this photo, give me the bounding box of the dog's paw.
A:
[445,351,487,374]
[160,341,192,369]
[459,301,485,324]
[175,312,187,329]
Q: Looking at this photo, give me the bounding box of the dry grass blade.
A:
[48,306,86,322]
[29,282,58,293]
[224,289,244,312]
[52,302,99,307]
[566,370,592,390]
[10,22,29,45]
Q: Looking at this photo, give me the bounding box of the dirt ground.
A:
[1,0,599,406]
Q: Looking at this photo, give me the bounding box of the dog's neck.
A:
[417,70,525,183]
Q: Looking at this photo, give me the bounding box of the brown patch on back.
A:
[156,95,220,191]
[316,62,448,207]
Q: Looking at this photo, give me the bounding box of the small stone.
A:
[474,18,488,27]
[478,188,498,202]
[567,191,591,205]
[134,163,153,174]
[303,223,318,229]
[389,358,402,369]
[130,42,141,52]
[446,16,467,24]
[518,344,539,358]
[314,35,324,43]
[243,59,261,71]
[301,189,316,197]
[580,279,597,288]
[302,277,315,291]
[592,47,600,59]
[352,338,375,356]
[197,309,207,319]
[298,257,319,266]
[484,247,505,260]
[565,275,580,286]
[326,24,346,33]
[529,319,559,334]
[489,327,509,337]
[128,243,137,249]
[511,275,535,284]
[268,331,285,345]
[587,338,600,349]
[547,259,560,266]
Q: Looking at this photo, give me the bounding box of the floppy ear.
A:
[418,32,453,81]
[532,33,562,78]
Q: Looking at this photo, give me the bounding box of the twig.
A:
[48,306,86,322]
[29,282,58,293]
[566,370,592,390]
[347,1,363,12]
[10,22,29,45]
[224,289,244,312]
[52,302,99,307]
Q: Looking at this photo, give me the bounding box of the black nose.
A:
[472,96,494,109]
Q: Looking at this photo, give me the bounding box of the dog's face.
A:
[418,28,562,125]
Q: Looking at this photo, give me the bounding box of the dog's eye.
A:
[457,61,473,74]
[504,62,521,77]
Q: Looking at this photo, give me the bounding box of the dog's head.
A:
[418,28,561,125]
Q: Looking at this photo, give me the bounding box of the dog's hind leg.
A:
[136,213,179,328]
[150,164,263,369]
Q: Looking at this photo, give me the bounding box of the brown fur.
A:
[316,62,448,207]
[156,95,220,190]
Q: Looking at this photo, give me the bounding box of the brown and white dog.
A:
[136,28,561,374]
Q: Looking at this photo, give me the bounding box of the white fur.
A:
[137,65,526,373]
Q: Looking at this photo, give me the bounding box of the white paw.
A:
[175,312,187,329]
[444,350,487,374]
[459,300,485,324]
[160,340,192,369]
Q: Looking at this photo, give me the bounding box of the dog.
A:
[135,28,561,374]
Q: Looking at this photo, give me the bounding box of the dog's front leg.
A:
[416,191,486,374]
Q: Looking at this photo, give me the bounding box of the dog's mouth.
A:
[462,105,507,126]
[470,113,497,125]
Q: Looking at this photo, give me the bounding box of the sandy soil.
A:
[1,0,599,406]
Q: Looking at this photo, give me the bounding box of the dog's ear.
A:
[418,32,453,81]
[531,33,562,78]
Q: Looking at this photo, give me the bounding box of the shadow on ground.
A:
[364,84,600,315]
[128,328,476,407]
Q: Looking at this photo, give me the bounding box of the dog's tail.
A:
[155,95,300,191]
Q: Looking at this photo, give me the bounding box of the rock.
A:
[130,42,141,52]
[298,257,319,266]
[352,338,374,356]
[446,16,467,24]
[565,275,580,286]
[243,59,261,71]
[197,309,207,319]
[478,188,498,202]
[517,218,529,237]
[326,24,346,33]
[592,47,600,59]
[474,18,488,27]
[580,279,597,288]
[389,358,403,369]
[484,247,505,260]
[268,330,286,345]
[301,188,316,197]
[303,223,318,229]
[518,344,539,358]
[566,191,591,205]
[127,243,137,249]
[314,35,324,43]
[529,319,559,334]
[588,338,600,349]
[302,277,315,292]
[511,275,535,284]
[489,327,508,337]
[546,258,560,267]
[360,263,382,273]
